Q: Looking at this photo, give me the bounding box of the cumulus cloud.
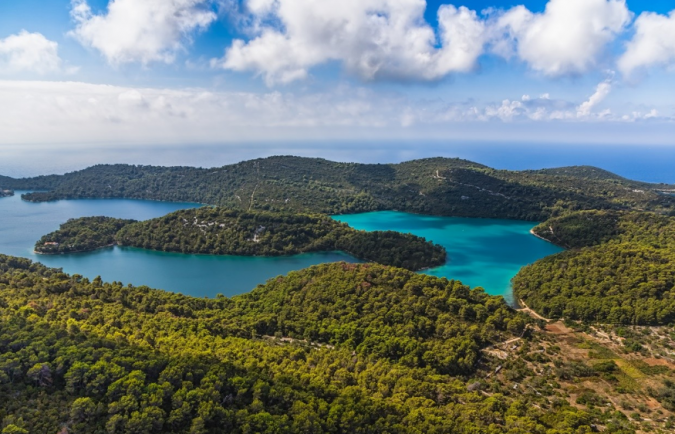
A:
[70,0,217,65]
[214,0,486,85]
[493,0,631,76]
[618,10,675,76]
[0,31,63,74]
[577,80,612,117]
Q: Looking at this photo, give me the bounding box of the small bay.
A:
[334,211,563,302]
[0,192,358,297]
[0,194,562,300]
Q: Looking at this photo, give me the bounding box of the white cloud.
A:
[0,80,669,145]
[0,31,63,74]
[577,80,612,117]
[494,0,631,76]
[618,10,675,76]
[70,0,217,65]
[214,0,486,85]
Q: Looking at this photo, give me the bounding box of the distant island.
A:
[0,189,13,197]
[2,156,674,220]
[35,209,447,271]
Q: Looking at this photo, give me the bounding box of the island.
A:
[35,208,447,271]
[2,156,673,220]
[4,157,675,433]
[0,189,13,197]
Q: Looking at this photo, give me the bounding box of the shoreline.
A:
[529,228,560,246]
[19,191,205,207]
[34,243,117,256]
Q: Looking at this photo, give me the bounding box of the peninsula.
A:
[35,208,447,271]
[514,210,675,325]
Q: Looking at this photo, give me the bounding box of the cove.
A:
[334,211,563,303]
[0,194,562,300]
[0,192,358,298]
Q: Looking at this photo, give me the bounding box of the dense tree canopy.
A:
[4,157,675,431]
[117,208,446,271]
[0,254,626,434]
[515,211,675,325]
[35,217,137,254]
[34,208,446,271]
[3,157,673,220]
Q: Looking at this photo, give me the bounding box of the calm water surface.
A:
[0,193,561,300]
[335,211,563,302]
[0,192,357,297]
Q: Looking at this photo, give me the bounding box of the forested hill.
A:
[34,209,447,271]
[530,210,675,249]
[118,208,447,270]
[533,166,639,184]
[0,255,642,433]
[35,217,137,254]
[2,156,674,220]
[514,211,675,325]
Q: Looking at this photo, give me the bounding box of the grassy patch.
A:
[615,359,645,380]
[578,340,619,359]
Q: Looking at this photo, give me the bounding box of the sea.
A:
[2,141,674,184]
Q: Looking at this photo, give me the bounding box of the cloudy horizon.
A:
[1,0,674,146]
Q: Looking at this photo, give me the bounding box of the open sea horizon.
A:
[2,141,674,184]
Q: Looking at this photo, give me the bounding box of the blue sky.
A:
[0,0,674,147]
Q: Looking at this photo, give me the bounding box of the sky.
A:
[1,0,675,148]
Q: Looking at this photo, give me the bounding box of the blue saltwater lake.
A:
[334,212,562,302]
[0,193,561,300]
[0,192,357,298]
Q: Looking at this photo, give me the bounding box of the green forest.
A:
[3,157,674,220]
[35,217,137,254]
[5,157,675,431]
[514,211,675,325]
[0,255,638,434]
[35,209,446,271]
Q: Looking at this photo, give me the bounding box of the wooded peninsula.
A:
[34,209,446,271]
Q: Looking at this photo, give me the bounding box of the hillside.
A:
[35,209,447,271]
[534,166,634,183]
[514,211,675,324]
[35,217,137,254]
[3,156,674,220]
[1,255,657,433]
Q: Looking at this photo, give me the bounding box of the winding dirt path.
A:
[517,299,551,322]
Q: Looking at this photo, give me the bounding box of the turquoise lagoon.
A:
[0,192,357,297]
[334,211,563,302]
[0,193,561,300]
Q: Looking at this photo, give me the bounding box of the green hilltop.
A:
[3,156,674,220]
[35,209,446,271]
